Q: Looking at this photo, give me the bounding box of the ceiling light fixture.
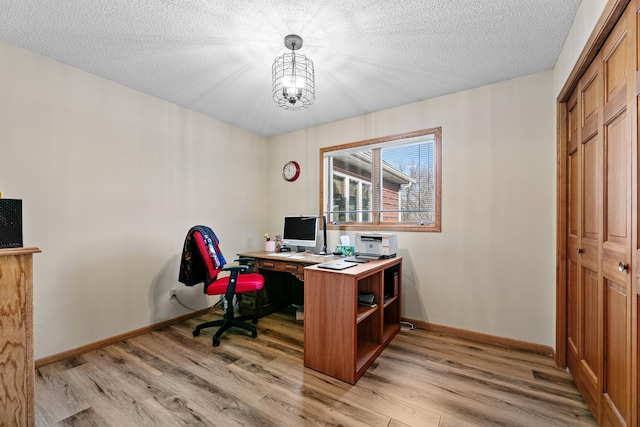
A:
[272,34,315,110]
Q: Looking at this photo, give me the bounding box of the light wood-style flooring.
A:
[34,309,596,426]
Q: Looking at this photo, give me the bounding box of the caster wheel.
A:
[193,329,200,337]
[252,317,258,324]
[251,330,257,338]
[213,337,220,347]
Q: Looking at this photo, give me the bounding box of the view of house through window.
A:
[320,127,441,232]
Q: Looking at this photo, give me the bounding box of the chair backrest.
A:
[193,231,223,284]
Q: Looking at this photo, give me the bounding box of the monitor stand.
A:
[315,215,329,255]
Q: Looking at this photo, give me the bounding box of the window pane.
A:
[332,150,373,182]
[349,180,358,222]
[329,149,373,222]
[321,127,441,232]
[362,183,371,222]
[381,141,435,224]
[332,175,346,222]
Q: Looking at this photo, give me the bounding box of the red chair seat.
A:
[204,273,264,295]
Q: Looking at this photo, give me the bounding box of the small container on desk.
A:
[334,245,355,256]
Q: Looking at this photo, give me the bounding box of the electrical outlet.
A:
[169,288,177,300]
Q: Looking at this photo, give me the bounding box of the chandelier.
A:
[272,34,315,110]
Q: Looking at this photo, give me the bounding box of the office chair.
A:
[179,226,264,347]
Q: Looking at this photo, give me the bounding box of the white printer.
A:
[355,233,397,259]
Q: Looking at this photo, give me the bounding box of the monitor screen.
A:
[282,216,318,250]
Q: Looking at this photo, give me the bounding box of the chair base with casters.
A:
[192,293,259,347]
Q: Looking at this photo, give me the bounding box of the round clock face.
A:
[282,161,300,182]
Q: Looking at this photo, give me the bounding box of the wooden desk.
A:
[236,251,340,317]
[236,251,402,384]
[303,257,402,384]
[0,247,40,427]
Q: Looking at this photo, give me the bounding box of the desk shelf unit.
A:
[236,252,316,318]
[303,257,402,384]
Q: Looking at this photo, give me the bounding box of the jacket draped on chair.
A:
[179,225,226,286]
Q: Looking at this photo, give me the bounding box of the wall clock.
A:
[282,160,301,182]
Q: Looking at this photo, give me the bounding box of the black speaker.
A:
[0,199,23,249]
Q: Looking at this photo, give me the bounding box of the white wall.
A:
[0,40,269,359]
[268,71,558,347]
[553,0,609,98]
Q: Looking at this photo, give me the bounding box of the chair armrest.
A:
[235,257,255,266]
[222,265,250,273]
[221,263,251,299]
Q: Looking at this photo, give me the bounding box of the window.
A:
[320,127,441,232]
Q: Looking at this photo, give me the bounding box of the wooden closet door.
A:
[565,4,636,425]
[576,56,605,415]
[561,2,638,426]
[600,6,634,425]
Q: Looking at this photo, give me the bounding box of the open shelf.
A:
[357,304,378,323]
[382,322,401,344]
[356,339,379,373]
[383,294,398,308]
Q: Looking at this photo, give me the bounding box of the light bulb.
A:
[282,76,302,103]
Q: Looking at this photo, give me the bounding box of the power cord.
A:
[400,321,416,331]
[170,294,199,311]
[170,293,227,313]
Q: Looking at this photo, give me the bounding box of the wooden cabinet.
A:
[0,247,40,427]
[303,257,402,384]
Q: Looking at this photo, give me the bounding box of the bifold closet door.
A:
[565,4,635,425]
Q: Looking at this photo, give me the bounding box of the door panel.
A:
[583,71,600,142]
[604,37,627,103]
[567,92,581,380]
[599,6,633,425]
[604,111,629,246]
[583,135,601,247]
[602,110,632,285]
[569,149,579,238]
[582,268,601,375]
[603,280,629,426]
[568,258,579,359]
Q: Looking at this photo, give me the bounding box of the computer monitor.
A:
[282,216,318,251]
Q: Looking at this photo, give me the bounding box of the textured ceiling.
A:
[0,0,582,137]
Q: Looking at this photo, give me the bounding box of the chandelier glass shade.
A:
[272,35,315,110]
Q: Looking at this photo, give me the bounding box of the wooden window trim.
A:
[319,127,442,233]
